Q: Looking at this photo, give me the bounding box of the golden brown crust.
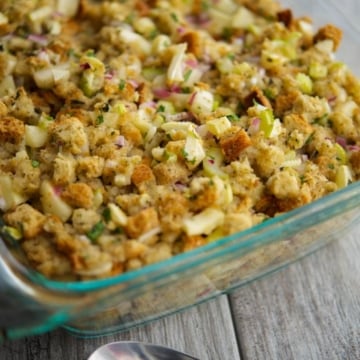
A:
[276,9,293,28]
[131,163,156,188]
[4,204,46,238]
[125,207,160,239]
[61,183,94,209]
[0,116,25,144]
[220,128,252,162]
[180,31,203,59]
[244,88,273,110]
[314,24,343,51]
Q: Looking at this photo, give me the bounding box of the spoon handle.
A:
[88,341,200,360]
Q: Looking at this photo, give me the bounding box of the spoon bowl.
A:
[88,341,200,360]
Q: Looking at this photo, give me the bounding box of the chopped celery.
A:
[259,108,275,138]
[79,55,105,97]
[309,61,328,79]
[334,143,348,165]
[167,43,187,84]
[206,116,232,137]
[296,73,313,94]
[207,227,225,242]
[335,165,352,189]
[183,136,206,168]
[203,147,227,179]
[142,67,164,81]
[183,207,225,236]
[3,226,22,241]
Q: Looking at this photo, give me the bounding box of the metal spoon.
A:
[88,341,200,360]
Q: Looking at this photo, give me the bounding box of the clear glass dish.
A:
[1,0,359,341]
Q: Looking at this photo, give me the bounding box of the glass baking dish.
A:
[1,0,360,341]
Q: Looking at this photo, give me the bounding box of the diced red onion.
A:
[52,11,64,18]
[188,91,197,105]
[53,186,62,196]
[336,136,347,148]
[28,34,48,46]
[128,79,139,89]
[327,95,337,105]
[177,26,186,34]
[169,84,182,93]
[347,145,360,152]
[37,50,50,63]
[104,71,114,80]
[174,181,187,191]
[115,135,125,147]
[166,112,191,122]
[80,62,91,70]
[185,58,198,69]
[153,88,171,99]
[139,101,157,109]
[301,154,309,162]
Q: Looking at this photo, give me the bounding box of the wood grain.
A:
[0,295,241,360]
[230,226,360,360]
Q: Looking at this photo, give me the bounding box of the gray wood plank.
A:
[230,226,360,360]
[0,294,240,360]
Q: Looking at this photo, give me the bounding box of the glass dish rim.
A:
[11,180,359,293]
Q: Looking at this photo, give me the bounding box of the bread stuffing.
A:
[0,0,359,280]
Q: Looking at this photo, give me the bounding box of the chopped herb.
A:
[119,79,126,90]
[171,12,179,22]
[226,114,240,122]
[328,163,335,169]
[149,29,159,39]
[102,207,111,223]
[227,53,235,61]
[181,148,189,159]
[102,103,110,112]
[86,50,95,57]
[222,27,233,41]
[263,88,275,100]
[313,113,328,125]
[114,227,123,234]
[125,12,135,24]
[156,104,166,113]
[86,221,105,242]
[31,160,40,168]
[305,132,315,145]
[184,69,192,82]
[181,86,191,94]
[201,0,210,10]
[96,114,104,125]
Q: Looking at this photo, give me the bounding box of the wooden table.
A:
[1,223,359,360]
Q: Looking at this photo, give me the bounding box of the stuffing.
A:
[0,0,359,281]
[153,161,189,185]
[219,127,252,162]
[4,204,45,238]
[49,116,89,155]
[53,153,77,185]
[314,24,343,51]
[267,169,301,200]
[61,182,94,209]
[276,9,293,28]
[125,207,160,239]
[76,156,105,179]
[71,208,102,234]
[0,116,25,144]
